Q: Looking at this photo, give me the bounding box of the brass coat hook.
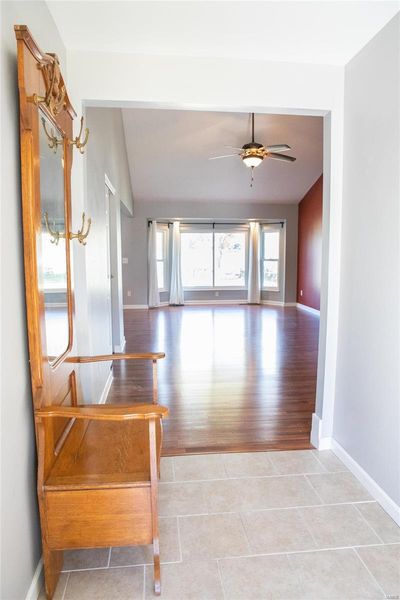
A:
[70,212,92,245]
[43,212,92,245]
[69,116,89,154]
[41,117,63,152]
[44,212,64,244]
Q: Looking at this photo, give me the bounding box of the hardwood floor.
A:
[107,305,320,455]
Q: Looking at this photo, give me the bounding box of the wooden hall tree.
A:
[14,25,168,598]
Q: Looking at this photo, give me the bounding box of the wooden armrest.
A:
[35,403,168,421]
[66,352,165,363]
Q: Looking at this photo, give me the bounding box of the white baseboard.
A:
[310,419,400,524]
[310,413,332,450]
[331,439,400,526]
[184,299,244,305]
[124,304,149,309]
[310,413,321,448]
[113,336,126,353]
[124,301,302,308]
[99,368,113,404]
[25,558,43,600]
[261,300,297,307]
[296,302,320,316]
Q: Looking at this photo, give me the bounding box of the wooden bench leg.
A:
[149,418,161,595]
[42,542,63,599]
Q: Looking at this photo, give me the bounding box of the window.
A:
[214,232,246,287]
[181,227,247,289]
[181,232,213,287]
[42,230,67,291]
[262,226,281,290]
[156,226,168,291]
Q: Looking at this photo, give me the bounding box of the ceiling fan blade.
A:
[209,154,239,160]
[267,152,296,162]
[266,144,291,152]
[225,145,245,151]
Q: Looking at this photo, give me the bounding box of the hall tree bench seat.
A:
[35,353,168,597]
[15,25,168,598]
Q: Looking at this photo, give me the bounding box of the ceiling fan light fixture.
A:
[242,154,263,168]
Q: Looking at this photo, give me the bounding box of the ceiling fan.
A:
[209,113,296,186]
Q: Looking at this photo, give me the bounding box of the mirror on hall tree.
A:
[39,109,69,364]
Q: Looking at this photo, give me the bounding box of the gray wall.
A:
[333,15,400,505]
[122,201,298,305]
[1,3,66,598]
[85,108,133,399]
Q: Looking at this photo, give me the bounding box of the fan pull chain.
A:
[250,166,254,187]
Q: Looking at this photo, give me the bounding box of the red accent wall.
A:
[297,175,323,311]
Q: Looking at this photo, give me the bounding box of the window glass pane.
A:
[181,232,213,287]
[156,231,164,260]
[214,232,246,287]
[157,261,164,289]
[42,232,69,290]
[263,260,278,288]
[264,231,279,260]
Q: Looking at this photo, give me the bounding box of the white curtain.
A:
[169,222,184,305]
[148,221,160,308]
[248,221,261,304]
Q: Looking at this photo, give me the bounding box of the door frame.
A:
[104,174,126,353]
[77,101,340,450]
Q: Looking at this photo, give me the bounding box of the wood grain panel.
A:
[45,488,152,548]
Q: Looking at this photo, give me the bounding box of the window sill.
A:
[262,288,280,293]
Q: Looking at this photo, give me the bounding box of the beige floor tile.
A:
[110,518,180,566]
[204,475,320,513]
[173,454,226,481]
[38,573,69,600]
[299,504,380,548]
[312,450,347,472]
[356,502,400,543]
[288,548,384,599]
[242,508,316,553]
[158,481,208,516]
[357,544,400,597]
[179,513,250,559]
[64,566,144,599]
[269,450,327,475]
[62,548,110,571]
[145,560,223,599]
[221,452,276,478]
[160,457,175,482]
[306,471,372,503]
[218,554,301,599]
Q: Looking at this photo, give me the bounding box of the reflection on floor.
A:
[107,305,320,454]
[41,450,400,599]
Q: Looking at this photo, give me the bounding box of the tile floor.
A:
[40,450,400,599]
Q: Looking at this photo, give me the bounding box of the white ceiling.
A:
[48,1,399,66]
[121,109,323,204]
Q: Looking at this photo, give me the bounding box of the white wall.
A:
[122,201,298,305]
[84,107,133,400]
[0,3,66,597]
[333,15,400,506]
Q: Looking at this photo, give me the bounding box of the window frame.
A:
[181,225,249,291]
[261,224,282,292]
[156,224,169,292]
